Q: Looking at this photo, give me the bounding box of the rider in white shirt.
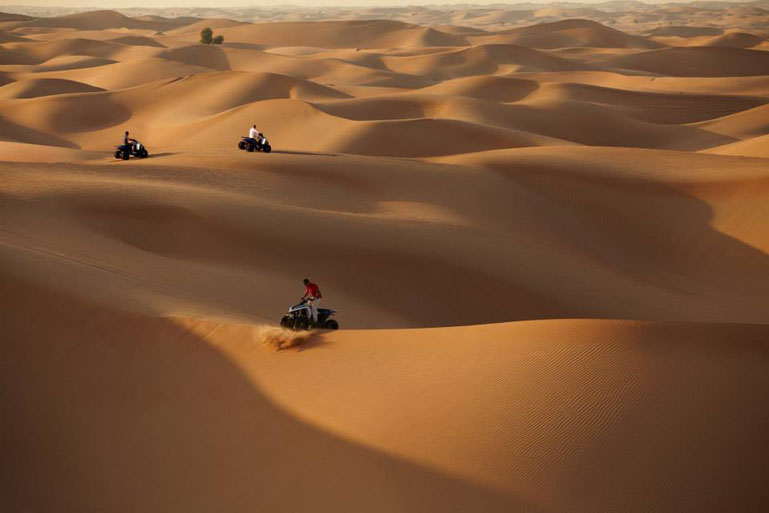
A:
[248,125,260,142]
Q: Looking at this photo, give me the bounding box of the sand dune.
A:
[0,11,32,22]
[492,19,662,49]
[0,77,103,98]
[163,17,248,35]
[26,56,211,89]
[419,75,540,101]
[25,54,118,72]
[321,117,565,157]
[109,35,166,47]
[383,44,592,79]
[529,82,766,124]
[2,147,768,326]
[605,46,769,77]
[694,103,769,138]
[646,25,723,37]
[0,30,29,43]
[0,116,79,147]
[156,70,349,103]
[2,91,130,137]
[2,275,767,513]
[1,7,768,513]
[217,20,467,49]
[0,140,101,160]
[3,37,131,62]
[157,44,233,70]
[704,133,769,158]
[704,31,766,48]
[17,9,192,32]
[0,45,37,64]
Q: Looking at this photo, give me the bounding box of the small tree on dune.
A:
[200,27,224,45]
[200,27,213,45]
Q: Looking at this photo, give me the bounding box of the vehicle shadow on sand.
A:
[273,149,340,157]
[145,152,180,159]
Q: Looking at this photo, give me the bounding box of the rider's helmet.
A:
[303,278,310,285]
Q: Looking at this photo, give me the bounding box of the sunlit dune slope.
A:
[704,133,769,158]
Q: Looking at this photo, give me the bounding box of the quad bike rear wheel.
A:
[238,140,247,150]
[122,151,130,160]
[114,150,123,159]
[280,315,293,329]
[246,143,255,152]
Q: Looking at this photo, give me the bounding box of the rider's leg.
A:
[310,298,320,324]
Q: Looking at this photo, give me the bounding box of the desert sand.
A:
[1,4,768,513]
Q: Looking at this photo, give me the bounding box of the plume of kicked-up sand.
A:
[256,325,314,350]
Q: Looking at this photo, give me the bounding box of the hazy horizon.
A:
[0,0,759,9]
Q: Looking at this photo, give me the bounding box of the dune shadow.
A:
[484,154,769,323]
[0,276,534,513]
[0,117,79,149]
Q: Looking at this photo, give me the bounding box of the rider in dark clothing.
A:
[124,131,135,151]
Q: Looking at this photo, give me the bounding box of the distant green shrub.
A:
[200,27,224,45]
[199,27,213,45]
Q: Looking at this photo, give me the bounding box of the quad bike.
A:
[115,141,149,160]
[280,298,339,331]
[238,134,272,153]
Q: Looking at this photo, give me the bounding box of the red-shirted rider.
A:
[301,278,323,324]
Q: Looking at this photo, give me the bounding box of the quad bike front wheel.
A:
[138,148,148,158]
[294,317,310,331]
[263,144,272,153]
[324,319,339,330]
